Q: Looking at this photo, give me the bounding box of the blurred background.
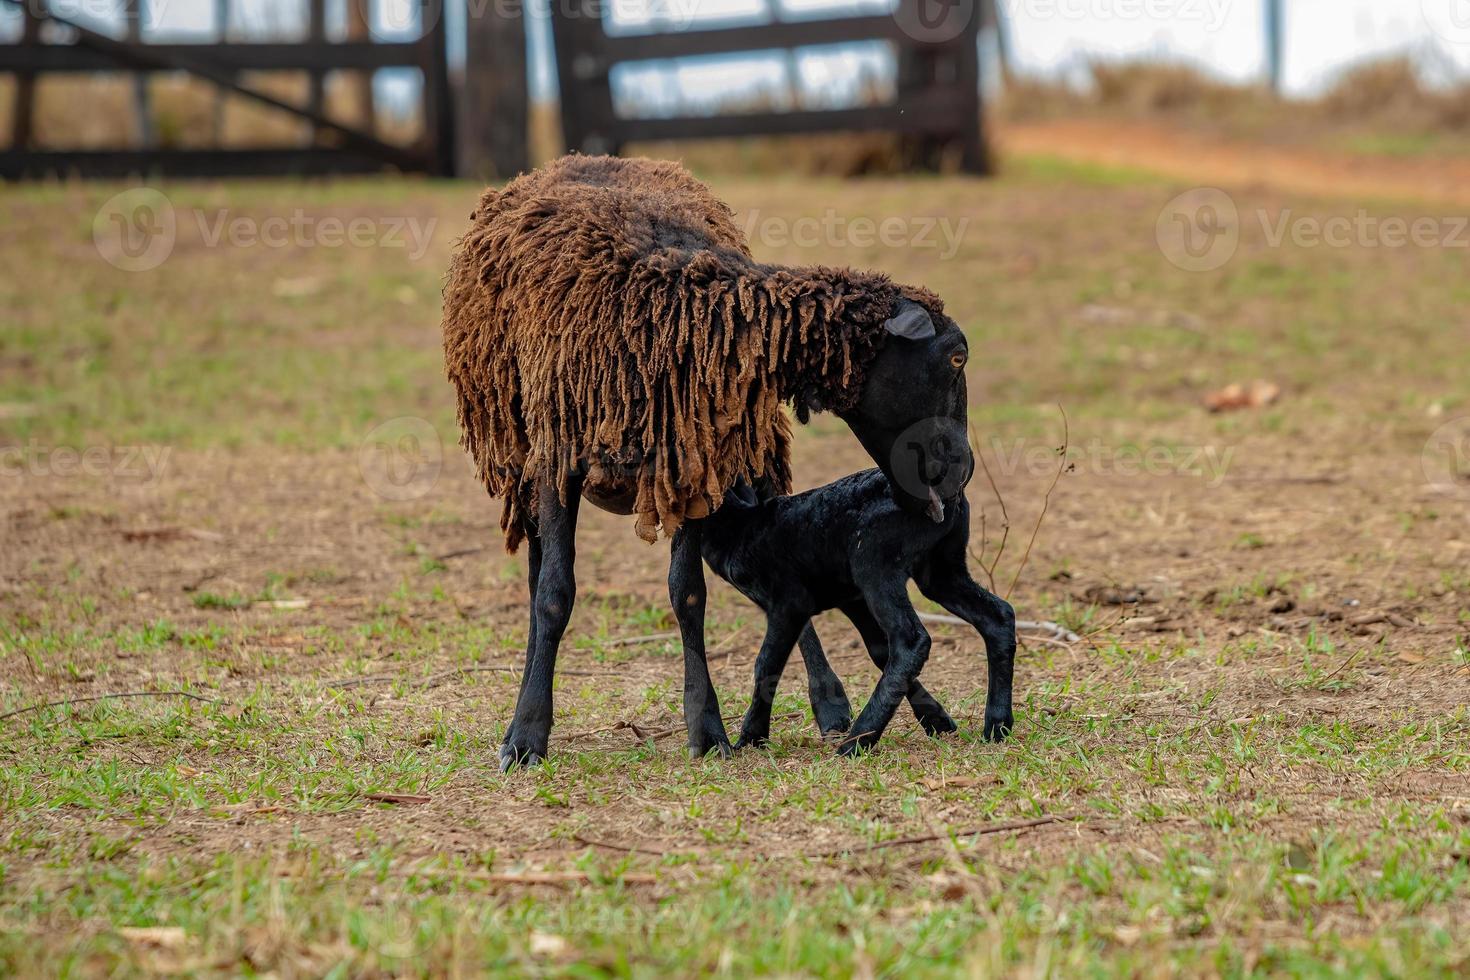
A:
[6,0,1470,178]
[5,1,1470,974]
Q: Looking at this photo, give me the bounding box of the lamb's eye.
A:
[950,351,967,370]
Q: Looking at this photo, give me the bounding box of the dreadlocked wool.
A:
[442,154,943,551]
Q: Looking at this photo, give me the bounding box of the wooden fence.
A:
[0,0,454,178]
[549,0,988,173]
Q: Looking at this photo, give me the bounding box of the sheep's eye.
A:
[950,351,967,370]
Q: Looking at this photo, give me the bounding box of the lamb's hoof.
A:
[733,731,768,751]
[814,706,853,738]
[982,712,1014,743]
[498,741,545,772]
[919,710,959,737]
[836,733,877,758]
[810,694,852,737]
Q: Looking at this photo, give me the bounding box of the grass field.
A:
[2,149,1469,976]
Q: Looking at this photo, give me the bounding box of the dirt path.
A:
[1002,118,1470,206]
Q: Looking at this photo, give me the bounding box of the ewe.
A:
[442,155,1002,768]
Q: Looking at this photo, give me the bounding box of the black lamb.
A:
[702,467,1017,755]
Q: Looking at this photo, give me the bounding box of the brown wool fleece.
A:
[442,154,944,551]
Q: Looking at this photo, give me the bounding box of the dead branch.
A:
[1007,405,1070,601]
[601,632,678,648]
[811,814,1078,857]
[918,613,1081,644]
[325,664,619,691]
[968,422,1010,593]
[573,834,682,857]
[433,546,488,562]
[0,690,220,722]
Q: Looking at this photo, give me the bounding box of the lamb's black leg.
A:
[670,522,731,758]
[500,476,582,771]
[839,580,930,757]
[796,623,853,736]
[839,601,956,737]
[916,573,1016,742]
[735,611,808,749]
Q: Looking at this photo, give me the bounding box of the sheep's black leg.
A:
[669,522,731,758]
[510,531,543,709]
[500,475,582,771]
[735,611,808,749]
[839,601,956,737]
[915,572,1016,742]
[796,623,853,736]
[838,580,930,757]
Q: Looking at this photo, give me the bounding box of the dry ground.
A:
[1,148,1468,975]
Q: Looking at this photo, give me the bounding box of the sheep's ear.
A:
[883,301,935,340]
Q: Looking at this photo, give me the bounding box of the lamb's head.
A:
[838,298,973,524]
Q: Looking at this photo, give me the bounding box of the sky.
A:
[7,0,1470,113]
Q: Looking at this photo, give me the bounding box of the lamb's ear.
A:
[884,301,936,340]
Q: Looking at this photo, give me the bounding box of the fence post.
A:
[896,0,987,174]
[124,0,154,147]
[459,0,529,179]
[212,0,229,144]
[549,0,617,155]
[11,0,42,148]
[421,0,455,175]
[1264,0,1283,95]
[349,0,376,133]
[307,0,325,143]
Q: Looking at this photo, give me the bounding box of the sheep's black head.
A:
[838,299,973,523]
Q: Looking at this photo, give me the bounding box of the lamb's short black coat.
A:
[701,469,1016,754]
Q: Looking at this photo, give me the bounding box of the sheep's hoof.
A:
[688,737,733,759]
[982,712,1014,743]
[498,742,545,771]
